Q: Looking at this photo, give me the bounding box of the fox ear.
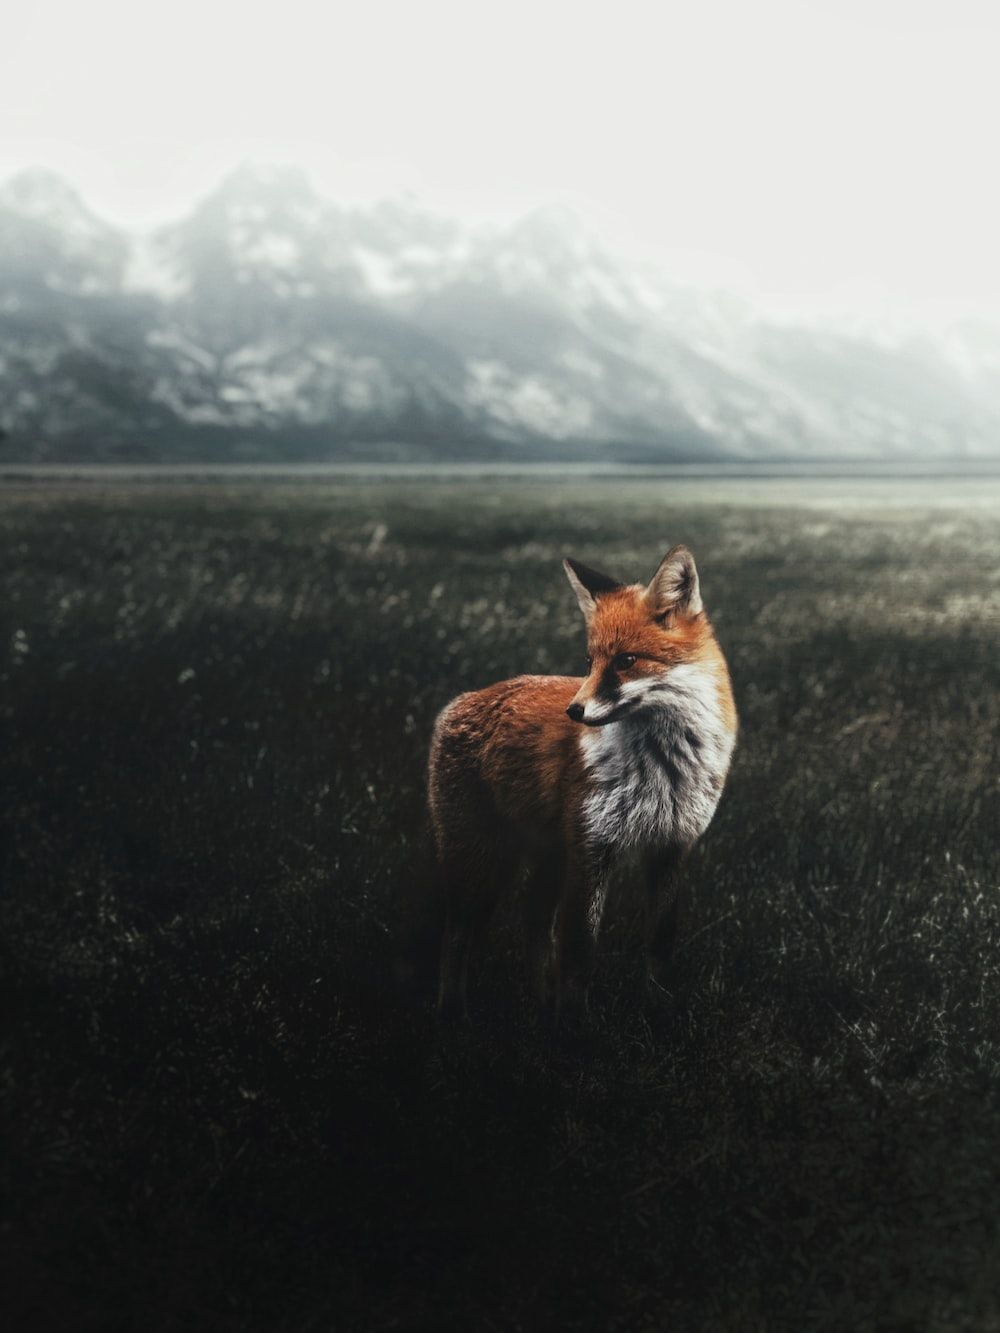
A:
[563,557,621,622]
[645,545,702,617]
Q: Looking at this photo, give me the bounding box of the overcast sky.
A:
[4,0,999,325]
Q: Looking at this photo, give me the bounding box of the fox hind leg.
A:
[436,839,516,1019]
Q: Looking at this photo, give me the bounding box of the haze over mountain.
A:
[2,166,998,463]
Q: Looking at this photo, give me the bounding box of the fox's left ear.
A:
[563,557,622,623]
[645,545,703,617]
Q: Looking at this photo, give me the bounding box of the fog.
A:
[6,0,1000,327]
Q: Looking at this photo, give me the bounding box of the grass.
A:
[2,478,999,1331]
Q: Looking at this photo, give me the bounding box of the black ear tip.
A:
[564,559,623,598]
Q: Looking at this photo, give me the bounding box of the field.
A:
[2,476,1000,1331]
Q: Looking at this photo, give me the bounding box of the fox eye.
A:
[613,653,637,672]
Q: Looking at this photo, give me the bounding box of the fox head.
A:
[563,547,713,726]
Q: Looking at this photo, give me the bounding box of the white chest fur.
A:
[577,664,735,853]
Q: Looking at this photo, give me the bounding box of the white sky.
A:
[3,0,999,325]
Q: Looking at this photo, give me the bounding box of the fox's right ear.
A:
[563,557,621,623]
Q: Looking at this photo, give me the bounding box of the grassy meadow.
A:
[2,477,1000,1330]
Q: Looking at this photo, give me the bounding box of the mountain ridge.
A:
[1,167,998,462]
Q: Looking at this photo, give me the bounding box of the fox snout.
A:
[567,679,599,723]
[566,686,623,726]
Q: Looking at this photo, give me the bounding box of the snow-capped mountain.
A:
[1,166,998,461]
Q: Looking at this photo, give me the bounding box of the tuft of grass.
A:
[2,479,999,1331]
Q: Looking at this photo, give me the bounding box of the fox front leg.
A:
[551,844,611,1025]
[522,845,563,1008]
[644,844,689,988]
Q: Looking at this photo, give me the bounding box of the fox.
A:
[426,546,737,1020]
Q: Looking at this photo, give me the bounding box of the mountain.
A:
[1,167,998,462]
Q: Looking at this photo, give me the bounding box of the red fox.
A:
[426,547,737,1019]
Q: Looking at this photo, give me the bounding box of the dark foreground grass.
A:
[2,479,999,1331]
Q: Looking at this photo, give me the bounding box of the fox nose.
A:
[566,703,585,722]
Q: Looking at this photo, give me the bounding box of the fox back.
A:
[426,546,736,1019]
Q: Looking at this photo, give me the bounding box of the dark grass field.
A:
[2,478,1000,1331]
